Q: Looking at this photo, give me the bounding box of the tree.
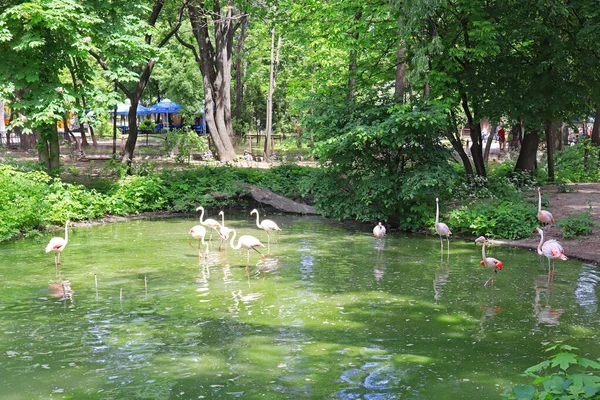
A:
[263,28,281,160]
[88,0,186,167]
[181,0,244,162]
[0,0,100,176]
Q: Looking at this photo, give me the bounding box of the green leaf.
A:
[551,352,579,371]
[512,385,536,399]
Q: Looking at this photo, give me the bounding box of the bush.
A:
[503,344,600,399]
[557,208,598,238]
[554,140,600,183]
[106,175,167,215]
[448,199,538,239]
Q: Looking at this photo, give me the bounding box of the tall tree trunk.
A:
[0,100,5,135]
[36,124,60,176]
[592,105,600,146]
[514,130,540,173]
[233,14,248,133]
[484,124,497,163]
[592,105,600,168]
[188,3,239,162]
[449,110,474,179]
[264,30,281,161]
[394,44,406,102]
[460,92,485,177]
[545,121,555,183]
[347,11,362,102]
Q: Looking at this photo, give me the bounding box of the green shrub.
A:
[448,199,538,239]
[554,140,600,183]
[106,175,167,215]
[557,209,597,238]
[503,344,600,399]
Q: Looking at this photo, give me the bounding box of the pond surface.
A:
[1,214,599,399]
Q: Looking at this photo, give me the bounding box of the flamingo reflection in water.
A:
[533,274,564,327]
[475,303,502,341]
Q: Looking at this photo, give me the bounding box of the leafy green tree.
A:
[0,0,101,176]
[88,0,186,168]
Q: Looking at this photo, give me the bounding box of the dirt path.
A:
[498,183,600,265]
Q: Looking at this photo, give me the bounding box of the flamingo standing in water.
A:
[536,227,567,275]
[228,228,266,275]
[537,187,555,229]
[46,220,70,275]
[189,224,209,261]
[373,222,386,238]
[217,211,233,250]
[475,236,503,287]
[250,209,281,245]
[435,198,452,253]
[196,206,221,241]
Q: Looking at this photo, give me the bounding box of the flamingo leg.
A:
[439,236,443,253]
[276,230,280,244]
[252,246,266,262]
[484,271,497,287]
[267,231,271,246]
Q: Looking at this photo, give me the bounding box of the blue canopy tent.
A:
[148,99,183,129]
[113,103,154,134]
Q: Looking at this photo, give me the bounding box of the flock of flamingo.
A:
[45,207,282,277]
[372,187,568,286]
[45,188,567,285]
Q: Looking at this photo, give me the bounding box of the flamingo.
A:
[435,198,452,253]
[217,211,234,250]
[45,220,69,275]
[373,222,386,238]
[228,228,266,276]
[536,227,567,275]
[475,236,503,287]
[189,224,209,261]
[250,209,281,245]
[196,206,221,241]
[537,187,555,228]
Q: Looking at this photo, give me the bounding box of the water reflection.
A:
[533,274,564,326]
[228,289,264,316]
[433,263,450,304]
[336,347,408,398]
[374,247,386,282]
[48,279,74,304]
[475,302,502,341]
[574,264,599,314]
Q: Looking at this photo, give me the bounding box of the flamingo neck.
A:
[538,190,542,213]
[199,207,205,224]
[220,213,225,227]
[229,229,242,250]
[537,230,544,255]
[254,211,261,228]
[435,200,440,224]
[481,240,486,260]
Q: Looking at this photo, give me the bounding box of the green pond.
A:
[1,214,599,399]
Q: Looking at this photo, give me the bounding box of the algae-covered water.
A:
[1,214,598,399]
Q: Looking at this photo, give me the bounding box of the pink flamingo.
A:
[475,236,503,287]
[250,209,281,245]
[217,211,233,250]
[228,228,266,275]
[536,227,567,275]
[189,224,209,261]
[435,198,452,253]
[45,220,69,275]
[537,188,555,228]
[373,222,386,238]
[196,206,221,241]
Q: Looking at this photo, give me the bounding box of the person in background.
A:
[498,126,506,152]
